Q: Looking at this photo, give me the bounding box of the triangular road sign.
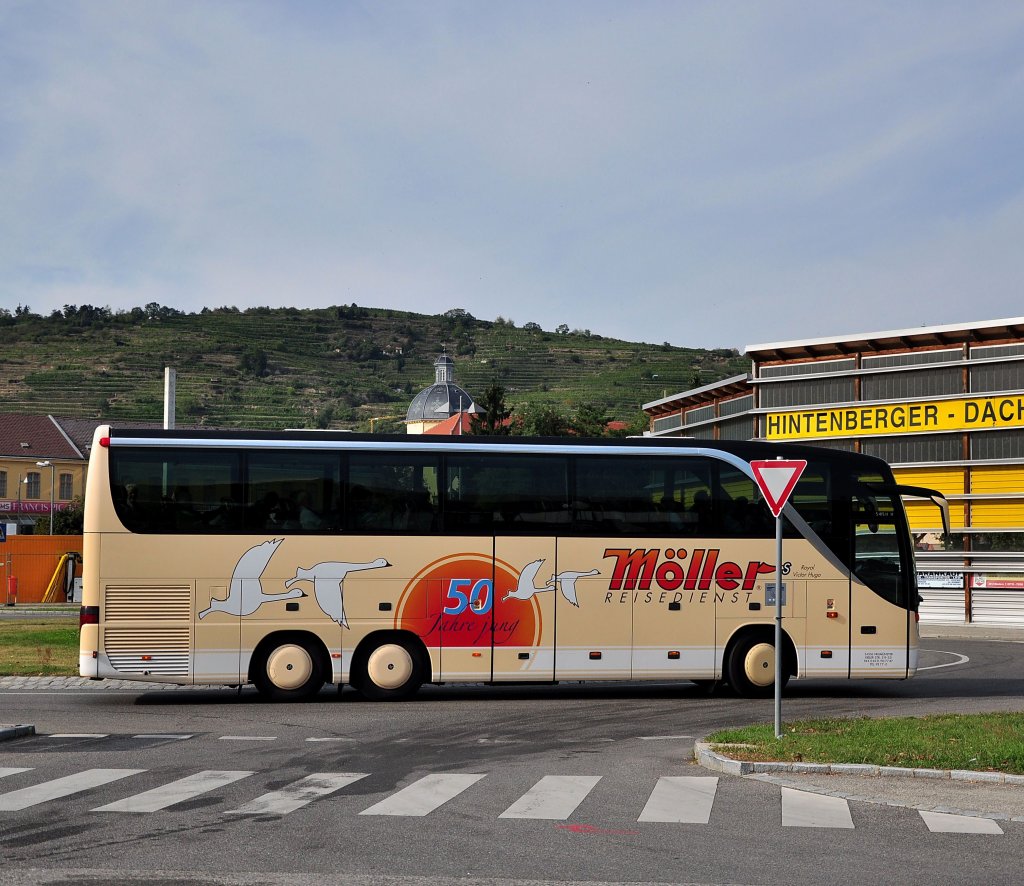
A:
[750,459,807,518]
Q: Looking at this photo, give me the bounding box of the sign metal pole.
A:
[774,513,783,739]
[750,458,807,743]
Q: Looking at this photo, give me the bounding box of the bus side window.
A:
[444,454,567,534]
[348,453,441,534]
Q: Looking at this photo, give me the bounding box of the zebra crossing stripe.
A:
[360,773,485,817]
[500,775,602,820]
[919,811,1003,834]
[132,734,193,741]
[0,768,145,812]
[92,770,254,813]
[0,768,32,780]
[227,773,369,816]
[638,776,718,823]
[781,787,854,829]
[47,734,108,739]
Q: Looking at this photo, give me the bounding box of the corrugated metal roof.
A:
[746,317,1024,362]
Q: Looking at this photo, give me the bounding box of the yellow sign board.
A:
[765,394,1024,440]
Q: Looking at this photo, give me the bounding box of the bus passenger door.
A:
[492,538,555,681]
[849,493,911,678]
[556,538,632,680]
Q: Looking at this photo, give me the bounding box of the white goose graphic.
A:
[199,539,304,618]
[501,560,600,608]
[550,568,600,607]
[501,559,553,602]
[285,557,391,628]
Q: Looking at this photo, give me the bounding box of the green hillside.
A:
[0,303,747,431]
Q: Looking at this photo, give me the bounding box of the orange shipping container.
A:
[0,536,83,604]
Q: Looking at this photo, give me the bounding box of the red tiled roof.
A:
[0,414,84,460]
[423,412,475,435]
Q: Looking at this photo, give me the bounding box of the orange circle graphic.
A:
[397,553,541,648]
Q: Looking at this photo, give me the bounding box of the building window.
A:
[59,473,74,500]
[26,472,41,499]
[0,471,6,498]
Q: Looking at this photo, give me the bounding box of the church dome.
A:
[405,355,478,422]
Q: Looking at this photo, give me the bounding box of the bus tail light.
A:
[667,651,680,660]
[826,611,839,619]
[99,436,110,448]
[589,651,602,660]
[80,606,99,627]
[821,650,833,659]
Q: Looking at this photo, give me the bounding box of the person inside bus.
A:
[171,485,200,529]
[691,490,713,534]
[297,492,323,530]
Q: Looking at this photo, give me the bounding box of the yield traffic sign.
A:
[750,459,807,518]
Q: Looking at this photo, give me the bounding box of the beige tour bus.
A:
[79,427,947,700]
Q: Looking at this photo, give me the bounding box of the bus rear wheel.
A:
[253,637,324,701]
[355,638,424,701]
[727,634,788,699]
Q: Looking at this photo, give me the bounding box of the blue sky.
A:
[3,1,1024,349]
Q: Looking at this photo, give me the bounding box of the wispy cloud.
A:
[2,1,1024,349]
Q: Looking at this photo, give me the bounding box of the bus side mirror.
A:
[891,484,950,541]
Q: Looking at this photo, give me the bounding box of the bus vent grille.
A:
[105,586,192,622]
[104,628,191,677]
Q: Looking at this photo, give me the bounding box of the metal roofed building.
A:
[642,316,1024,627]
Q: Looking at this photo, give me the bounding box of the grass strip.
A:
[707,713,1024,774]
[0,619,79,676]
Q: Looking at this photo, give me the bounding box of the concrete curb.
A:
[0,724,35,743]
[694,741,1024,785]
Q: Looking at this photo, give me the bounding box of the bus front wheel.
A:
[727,634,788,699]
[253,637,324,701]
[355,638,424,701]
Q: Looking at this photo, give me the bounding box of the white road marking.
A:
[638,776,718,823]
[781,787,854,828]
[920,810,1003,834]
[218,735,276,741]
[917,651,970,671]
[0,768,32,780]
[500,775,602,820]
[47,733,108,739]
[132,734,193,740]
[360,773,485,816]
[228,773,368,815]
[0,769,144,811]
[93,770,253,812]
[639,735,693,741]
[305,737,357,742]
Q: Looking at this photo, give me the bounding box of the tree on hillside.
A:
[240,347,268,377]
[571,403,610,437]
[470,383,511,435]
[516,402,569,436]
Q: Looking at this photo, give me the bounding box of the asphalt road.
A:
[1,637,1022,886]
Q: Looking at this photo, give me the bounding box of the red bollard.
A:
[5,576,16,606]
